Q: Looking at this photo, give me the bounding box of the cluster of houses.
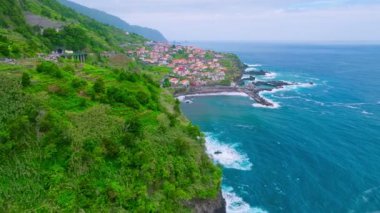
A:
[133,42,228,87]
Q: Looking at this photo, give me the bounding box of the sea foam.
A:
[263,72,277,79]
[245,63,262,67]
[184,92,249,98]
[252,82,316,109]
[361,110,374,115]
[223,186,268,213]
[245,67,258,72]
[177,96,186,102]
[205,134,252,171]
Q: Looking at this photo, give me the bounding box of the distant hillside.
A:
[58,0,167,42]
[0,0,146,57]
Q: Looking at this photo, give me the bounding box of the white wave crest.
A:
[184,92,249,98]
[223,186,268,213]
[346,105,359,109]
[245,67,258,72]
[245,63,262,67]
[205,134,252,171]
[252,99,280,109]
[252,82,316,109]
[242,74,253,79]
[263,72,277,79]
[362,110,374,115]
[177,96,186,102]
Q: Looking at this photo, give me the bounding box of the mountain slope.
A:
[0,0,146,57]
[58,0,167,42]
[0,0,223,212]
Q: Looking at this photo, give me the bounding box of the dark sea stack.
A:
[245,70,268,75]
[241,76,256,81]
[214,151,223,155]
[255,80,292,87]
[186,190,226,213]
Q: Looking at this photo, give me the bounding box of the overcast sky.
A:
[70,0,380,42]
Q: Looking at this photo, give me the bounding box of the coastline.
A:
[175,60,314,108]
[175,82,310,108]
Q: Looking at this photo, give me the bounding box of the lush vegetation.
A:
[220,53,246,84]
[0,0,223,212]
[0,0,146,58]
[0,60,221,211]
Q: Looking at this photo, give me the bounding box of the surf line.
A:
[175,81,314,108]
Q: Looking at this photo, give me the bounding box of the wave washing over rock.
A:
[222,186,268,213]
[205,134,252,171]
[252,82,316,109]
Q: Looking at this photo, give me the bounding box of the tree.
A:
[36,61,62,78]
[136,91,149,105]
[162,78,171,88]
[93,78,105,94]
[61,25,89,51]
[21,72,31,87]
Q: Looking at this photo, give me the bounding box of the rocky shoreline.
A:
[175,80,305,107]
[176,65,314,107]
[186,190,226,213]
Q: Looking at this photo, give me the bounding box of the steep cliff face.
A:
[187,190,226,213]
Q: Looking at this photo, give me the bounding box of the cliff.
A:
[187,190,226,213]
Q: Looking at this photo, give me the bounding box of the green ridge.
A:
[0,0,222,211]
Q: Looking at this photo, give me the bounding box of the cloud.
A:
[287,0,380,11]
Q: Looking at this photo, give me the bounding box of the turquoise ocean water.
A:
[180,42,380,212]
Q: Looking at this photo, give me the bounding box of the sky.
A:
[69,0,380,42]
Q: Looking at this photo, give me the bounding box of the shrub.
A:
[106,86,122,103]
[162,78,171,88]
[93,78,105,94]
[48,85,69,96]
[125,95,140,109]
[71,78,87,89]
[118,72,139,82]
[36,61,62,78]
[21,72,31,87]
[63,64,75,73]
[125,116,142,138]
[174,99,181,114]
[136,91,150,105]
[0,43,10,57]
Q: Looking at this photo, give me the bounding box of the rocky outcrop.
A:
[186,190,226,213]
[244,70,268,75]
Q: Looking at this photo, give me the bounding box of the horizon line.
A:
[168,40,380,45]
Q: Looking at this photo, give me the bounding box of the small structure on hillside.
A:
[44,48,87,63]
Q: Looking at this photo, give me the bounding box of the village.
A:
[130,42,232,87]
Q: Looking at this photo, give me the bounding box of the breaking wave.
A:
[205,133,252,171]
[223,186,268,213]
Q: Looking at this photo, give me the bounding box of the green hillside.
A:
[0,0,222,212]
[0,0,146,58]
[58,0,168,42]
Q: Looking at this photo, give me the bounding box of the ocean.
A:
[180,42,380,212]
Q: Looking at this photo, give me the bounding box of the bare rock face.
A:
[186,190,226,213]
